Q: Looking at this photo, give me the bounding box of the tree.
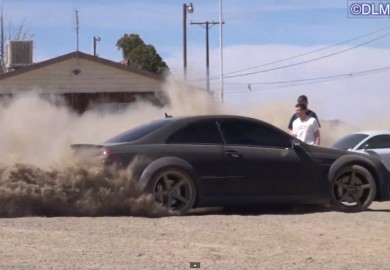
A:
[116,34,169,75]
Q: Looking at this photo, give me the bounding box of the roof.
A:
[156,114,282,129]
[0,51,166,82]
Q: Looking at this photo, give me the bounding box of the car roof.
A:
[167,114,258,120]
[158,114,268,125]
[125,114,287,145]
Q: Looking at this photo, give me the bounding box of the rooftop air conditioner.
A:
[6,40,33,69]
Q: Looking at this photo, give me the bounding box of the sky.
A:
[3,0,390,127]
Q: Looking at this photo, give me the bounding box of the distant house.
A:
[0,51,167,113]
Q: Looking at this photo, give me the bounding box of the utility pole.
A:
[93,36,101,56]
[183,3,194,81]
[191,20,223,92]
[219,0,224,103]
[75,10,79,52]
[0,2,5,73]
[0,9,4,73]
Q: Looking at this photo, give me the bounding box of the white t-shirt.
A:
[292,116,319,145]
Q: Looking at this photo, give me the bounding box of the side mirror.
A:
[292,139,302,150]
[363,144,369,152]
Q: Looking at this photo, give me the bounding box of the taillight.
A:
[101,147,120,166]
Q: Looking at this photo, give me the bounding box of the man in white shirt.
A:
[291,103,320,145]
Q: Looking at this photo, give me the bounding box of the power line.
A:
[225,66,390,86]
[224,65,390,94]
[219,31,390,80]
[213,26,390,78]
[190,26,390,82]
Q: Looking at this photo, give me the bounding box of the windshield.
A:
[105,119,171,143]
[331,133,369,150]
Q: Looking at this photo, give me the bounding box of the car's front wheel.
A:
[330,165,376,212]
[149,168,196,215]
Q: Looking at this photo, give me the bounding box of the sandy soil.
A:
[1,202,390,270]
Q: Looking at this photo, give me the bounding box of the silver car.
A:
[331,130,390,171]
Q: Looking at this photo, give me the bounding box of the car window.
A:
[167,120,223,144]
[332,133,369,150]
[219,119,291,148]
[105,119,170,143]
[357,135,390,150]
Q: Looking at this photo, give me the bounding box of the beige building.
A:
[0,51,167,113]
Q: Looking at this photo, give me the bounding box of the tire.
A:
[330,165,376,212]
[146,167,196,215]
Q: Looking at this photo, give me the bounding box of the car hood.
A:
[304,144,371,165]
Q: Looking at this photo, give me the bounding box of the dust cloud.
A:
[0,75,365,217]
[0,162,174,218]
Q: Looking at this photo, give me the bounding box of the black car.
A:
[73,115,390,215]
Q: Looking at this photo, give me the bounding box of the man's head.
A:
[295,102,307,120]
[297,95,308,106]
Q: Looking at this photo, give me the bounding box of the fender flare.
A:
[139,156,202,204]
[328,154,378,184]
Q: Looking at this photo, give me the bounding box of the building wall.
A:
[0,56,164,94]
[0,54,166,112]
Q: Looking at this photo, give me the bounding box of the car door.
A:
[218,118,322,199]
[357,134,390,171]
[165,119,227,197]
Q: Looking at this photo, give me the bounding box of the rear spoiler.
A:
[70,144,103,156]
[71,144,103,150]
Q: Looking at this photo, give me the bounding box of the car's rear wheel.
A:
[150,168,196,215]
[330,165,376,212]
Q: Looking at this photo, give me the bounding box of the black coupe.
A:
[73,115,390,215]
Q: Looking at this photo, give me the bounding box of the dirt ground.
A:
[1,202,390,270]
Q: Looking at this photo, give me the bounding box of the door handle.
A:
[225,151,241,159]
